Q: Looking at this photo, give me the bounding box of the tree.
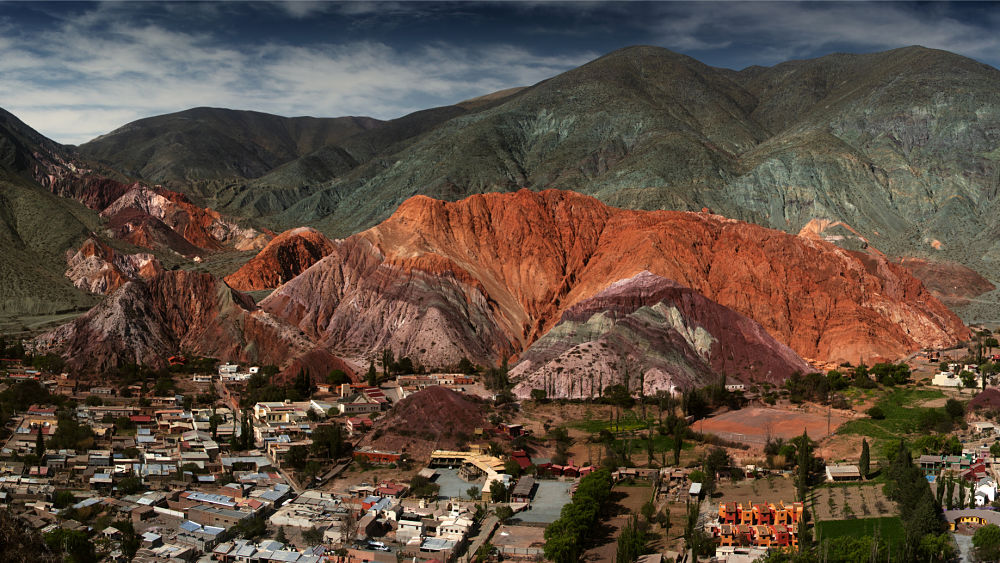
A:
[795,430,812,502]
[495,505,514,523]
[117,476,143,495]
[672,419,686,466]
[113,519,140,561]
[491,481,509,503]
[44,528,96,563]
[275,526,288,544]
[236,514,267,540]
[366,360,377,387]
[302,527,323,545]
[409,475,440,498]
[615,514,646,563]
[466,486,481,500]
[859,439,870,479]
[380,349,394,378]
[866,405,886,419]
[310,424,348,459]
[945,398,966,421]
[960,370,977,392]
[35,428,44,459]
[286,445,309,471]
[641,499,656,523]
[530,388,547,402]
[974,524,1000,562]
[327,369,349,385]
[946,476,956,510]
[457,357,476,375]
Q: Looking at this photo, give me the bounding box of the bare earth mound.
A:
[362,386,486,461]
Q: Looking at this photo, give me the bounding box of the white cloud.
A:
[0,11,595,144]
[653,2,1000,68]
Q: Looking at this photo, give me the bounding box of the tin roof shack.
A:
[510,476,536,503]
[824,464,861,482]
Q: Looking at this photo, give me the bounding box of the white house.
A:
[932,371,982,388]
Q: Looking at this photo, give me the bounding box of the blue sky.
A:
[1,1,997,144]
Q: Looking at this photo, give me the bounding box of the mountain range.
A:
[1,44,995,394]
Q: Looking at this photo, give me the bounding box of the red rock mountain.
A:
[64,237,162,295]
[225,227,337,290]
[33,270,321,374]
[263,189,968,376]
[897,257,995,307]
[510,271,812,399]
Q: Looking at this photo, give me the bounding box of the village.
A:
[4,336,1000,563]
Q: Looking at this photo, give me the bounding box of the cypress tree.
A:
[796,430,811,502]
[367,360,377,387]
[672,420,686,466]
[859,439,870,479]
[35,428,44,459]
[947,476,955,510]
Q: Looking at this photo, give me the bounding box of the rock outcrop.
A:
[64,237,162,294]
[100,185,269,255]
[33,270,322,373]
[225,227,337,290]
[510,271,811,399]
[360,386,486,461]
[263,190,968,384]
[897,257,996,307]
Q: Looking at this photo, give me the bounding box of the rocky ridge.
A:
[262,190,967,386]
[509,271,812,399]
[64,237,162,295]
[225,227,337,290]
[32,270,321,373]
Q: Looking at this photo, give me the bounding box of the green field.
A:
[837,387,946,440]
[565,409,696,454]
[816,517,905,551]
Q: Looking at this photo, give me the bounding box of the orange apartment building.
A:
[715,501,802,550]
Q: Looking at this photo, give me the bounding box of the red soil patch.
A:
[696,407,849,445]
[969,389,1000,411]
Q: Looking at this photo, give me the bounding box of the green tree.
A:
[945,398,966,421]
[641,499,656,523]
[43,529,96,563]
[35,428,44,459]
[275,526,288,544]
[859,439,870,479]
[615,514,646,563]
[466,486,481,500]
[286,445,309,471]
[795,430,812,501]
[366,360,377,387]
[974,524,1000,562]
[113,519,140,561]
[530,388,547,402]
[302,527,323,545]
[381,349,394,378]
[117,476,143,495]
[409,474,440,498]
[490,481,509,503]
[310,424,349,458]
[495,505,514,523]
[236,514,267,540]
[327,369,349,385]
[672,419,686,466]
